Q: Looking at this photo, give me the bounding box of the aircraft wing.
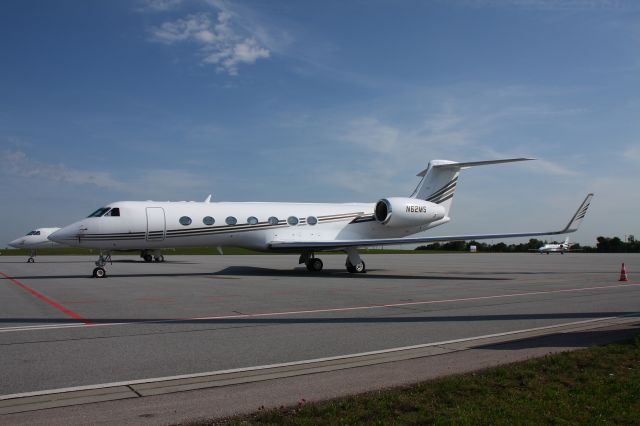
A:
[269,193,593,251]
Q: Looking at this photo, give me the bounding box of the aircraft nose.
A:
[8,238,25,248]
[49,225,79,245]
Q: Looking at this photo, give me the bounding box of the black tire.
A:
[309,258,323,272]
[346,260,366,273]
[27,258,34,263]
[144,254,153,262]
[93,267,106,278]
[155,255,165,262]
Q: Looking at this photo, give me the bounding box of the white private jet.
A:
[8,227,63,262]
[530,236,579,254]
[8,228,170,263]
[49,158,594,278]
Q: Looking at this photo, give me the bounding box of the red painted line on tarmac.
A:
[1,279,638,333]
[0,271,92,325]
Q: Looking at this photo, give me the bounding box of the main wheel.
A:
[27,257,35,263]
[144,254,153,262]
[346,260,366,273]
[155,255,165,262]
[306,258,323,272]
[92,267,107,278]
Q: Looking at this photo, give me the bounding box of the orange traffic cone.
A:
[619,263,629,282]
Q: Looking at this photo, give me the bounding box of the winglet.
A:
[560,193,594,233]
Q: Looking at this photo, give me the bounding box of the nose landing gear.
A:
[92,252,111,278]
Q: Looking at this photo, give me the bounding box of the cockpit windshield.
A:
[104,207,120,217]
[87,207,121,218]
[26,230,40,236]
[88,207,111,218]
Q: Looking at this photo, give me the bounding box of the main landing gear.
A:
[92,251,111,278]
[299,248,366,274]
[300,252,324,272]
[345,247,366,273]
[140,249,165,263]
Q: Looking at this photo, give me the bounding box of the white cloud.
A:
[138,0,184,12]
[149,10,271,75]
[1,151,126,190]
[623,145,640,163]
[150,13,213,44]
[343,117,400,153]
[462,0,623,10]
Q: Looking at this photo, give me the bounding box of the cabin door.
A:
[146,207,166,241]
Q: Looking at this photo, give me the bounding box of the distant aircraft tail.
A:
[410,158,534,217]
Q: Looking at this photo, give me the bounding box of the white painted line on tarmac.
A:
[0,282,638,334]
[1,312,639,403]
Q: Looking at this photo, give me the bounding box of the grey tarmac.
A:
[0,253,638,424]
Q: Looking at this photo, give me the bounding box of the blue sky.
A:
[1,0,639,247]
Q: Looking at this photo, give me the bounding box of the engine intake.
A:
[374,197,445,227]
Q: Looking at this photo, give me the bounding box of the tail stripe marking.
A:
[424,177,458,201]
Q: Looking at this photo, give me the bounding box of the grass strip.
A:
[193,335,640,425]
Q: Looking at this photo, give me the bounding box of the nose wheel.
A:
[92,252,111,278]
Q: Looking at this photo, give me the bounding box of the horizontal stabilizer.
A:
[416,158,534,176]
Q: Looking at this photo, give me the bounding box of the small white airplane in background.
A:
[8,228,63,262]
[8,228,169,263]
[49,158,594,278]
[530,236,579,254]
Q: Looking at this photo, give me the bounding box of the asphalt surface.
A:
[0,252,639,424]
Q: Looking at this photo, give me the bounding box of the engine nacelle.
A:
[374,197,446,227]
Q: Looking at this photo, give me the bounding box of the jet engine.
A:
[374,197,446,227]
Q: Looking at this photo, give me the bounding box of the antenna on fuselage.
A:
[204,194,212,203]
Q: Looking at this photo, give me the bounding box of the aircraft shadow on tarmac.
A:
[212,266,512,281]
[2,312,638,326]
[475,324,640,349]
[2,266,514,281]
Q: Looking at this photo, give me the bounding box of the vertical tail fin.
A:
[411,158,534,218]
